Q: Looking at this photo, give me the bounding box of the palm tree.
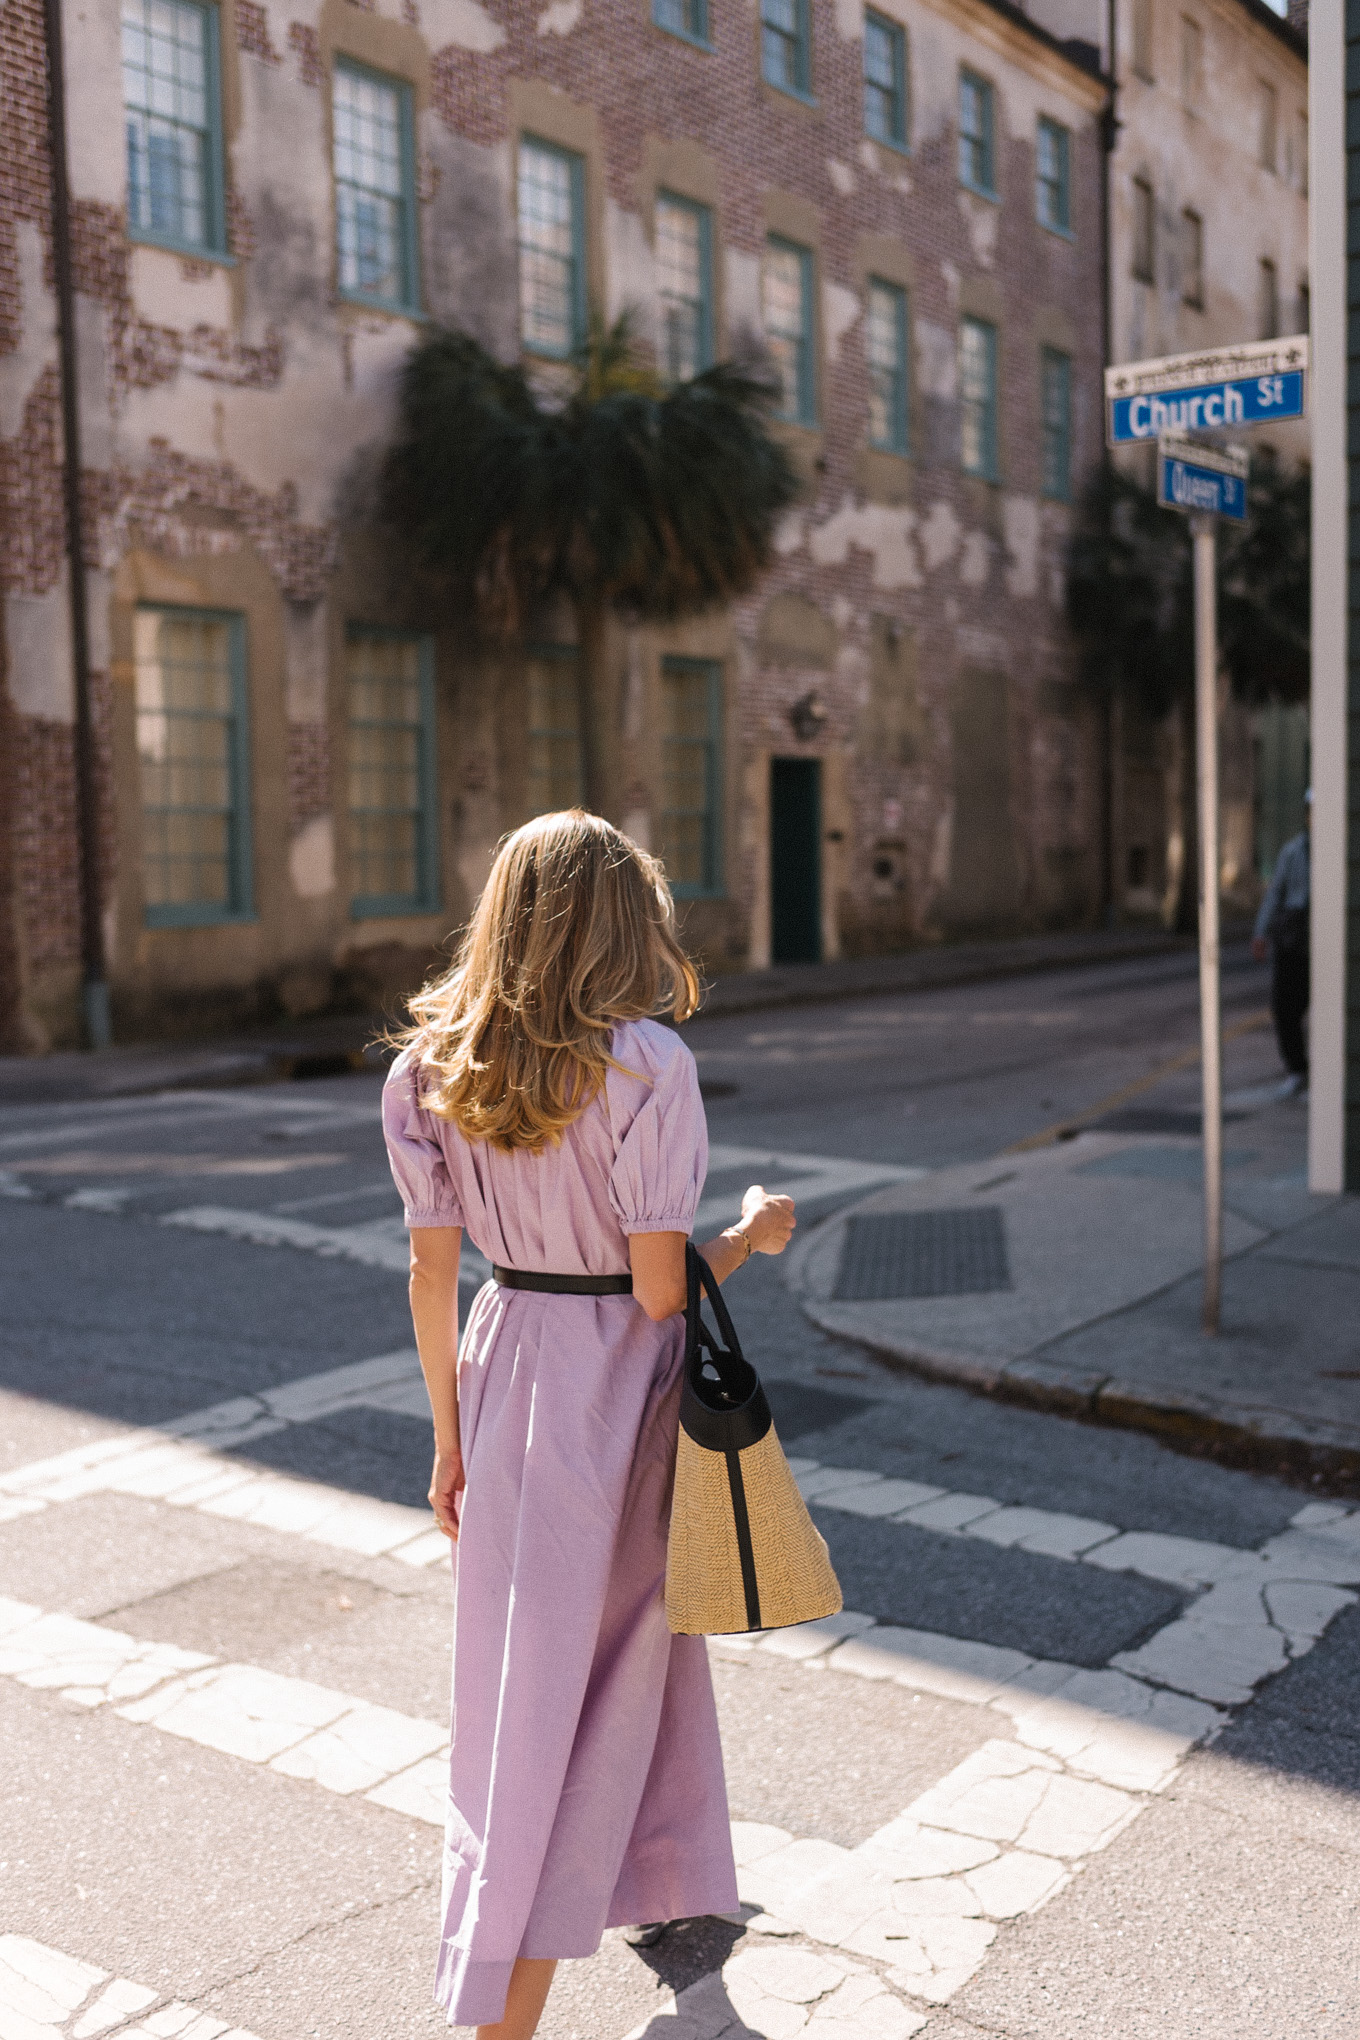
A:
[383,314,801,812]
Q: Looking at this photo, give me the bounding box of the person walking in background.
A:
[382,810,796,2040]
[1252,789,1311,1093]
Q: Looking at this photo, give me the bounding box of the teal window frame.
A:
[332,57,421,316]
[959,68,996,198]
[653,0,711,46]
[761,0,814,102]
[525,642,584,814]
[347,626,439,919]
[1036,116,1072,236]
[864,11,908,151]
[959,315,999,481]
[655,190,714,381]
[1040,346,1072,501]
[122,0,229,260]
[661,656,725,899]
[764,235,817,427]
[518,135,588,359]
[135,603,253,929]
[867,277,910,454]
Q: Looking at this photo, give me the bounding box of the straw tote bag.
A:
[665,1244,842,1636]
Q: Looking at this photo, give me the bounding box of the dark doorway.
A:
[770,757,822,963]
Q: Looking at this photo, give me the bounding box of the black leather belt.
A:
[493,1266,633,1296]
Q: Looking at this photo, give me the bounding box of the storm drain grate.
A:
[833,1208,1012,1301]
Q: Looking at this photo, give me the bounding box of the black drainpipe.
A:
[1099,0,1120,923]
[43,0,111,1049]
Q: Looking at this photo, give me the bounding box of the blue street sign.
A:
[1110,369,1305,444]
[1158,450,1247,521]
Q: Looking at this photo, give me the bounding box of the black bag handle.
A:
[680,1242,771,1452]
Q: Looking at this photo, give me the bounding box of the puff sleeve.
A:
[382,1053,465,1229]
[607,1030,708,1236]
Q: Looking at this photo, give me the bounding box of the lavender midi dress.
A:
[382,1017,738,2029]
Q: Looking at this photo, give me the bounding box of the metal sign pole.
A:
[1191,511,1223,1335]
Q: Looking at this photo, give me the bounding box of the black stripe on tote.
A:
[725,1448,762,1632]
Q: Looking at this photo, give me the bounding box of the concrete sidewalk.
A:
[792,1087,1360,1486]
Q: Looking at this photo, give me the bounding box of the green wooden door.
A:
[770,757,822,963]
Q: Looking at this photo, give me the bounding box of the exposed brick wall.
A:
[0,365,64,596]
[0,0,51,359]
[111,442,337,601]
[12,667,115,974]
[236,0,281,63]
[288,721,332,828]
[288,21,322,86]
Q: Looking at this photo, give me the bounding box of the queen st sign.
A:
[1105,335,1308,445]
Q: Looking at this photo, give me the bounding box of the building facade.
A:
[2,0,1113,1048]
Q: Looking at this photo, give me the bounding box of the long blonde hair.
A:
[399,811,700,1152]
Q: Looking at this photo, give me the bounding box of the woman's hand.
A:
[429,1444,466,1541]
[738,1183,797,1256]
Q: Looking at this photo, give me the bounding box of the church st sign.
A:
[1105,336,1308,445]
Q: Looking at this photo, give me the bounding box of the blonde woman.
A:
[382,811,796,2040]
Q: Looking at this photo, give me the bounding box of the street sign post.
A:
[1156,433,1249,523]
[1105,336,1308,447]
[1109,340,1308,1335]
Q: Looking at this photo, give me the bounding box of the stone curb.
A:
[796,1247,1360,1490]
[692,928,1194,1021]
[801,1290,1360,1483]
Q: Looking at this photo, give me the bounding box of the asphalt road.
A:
[1,944,1356,2040]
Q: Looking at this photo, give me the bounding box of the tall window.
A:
[1258,257,1279,340]
[1132,0,1154,80]
[1296,113,1309,195]
[653,0,709,42]
[347,629,437,915]
[134,606,251,924]
[959,317,998,480]
[864,12,908,149]
[959,70,996,196]
[1298,276,1310,333]
[1132,176,1155,282]
[518,138,586,358]
[333,62,419,311]
[1181,207,1204,307]
[122,0,225,255]
[1258,80,1278,171]
[655,193,713,382]
[526,649,583,814]
[763,237,816,426]
[867,278,909,454]
[1179,16,1203,104]
[660,658,723,897]
[1040,348,1071,502]
[1036,118,1071,234]
[762,0,811,97]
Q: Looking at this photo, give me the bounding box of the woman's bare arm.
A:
[629,1185,796,1323]
[408,1225,464,1538]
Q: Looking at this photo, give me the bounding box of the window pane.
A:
[654,0,705,35]
[1181,208,1204,306]
[1132,177,1155,281]
[1036,119,1070,232]
[763,240,812,422]
[334,66,410,305]
[526,654,583,815]
[135,609,241,912]
[519,139,582,356]
[656,195,710,381]
[122,0,212,248]
[1041,348,1071,500]
[348,632,430,907]
[661,660,720,893]
[959,317,997,478]
[864,14,905,145]
[867,279,908,453]
[1258,258,1278,340]
[959,71,993,191]
[762,0,806,93]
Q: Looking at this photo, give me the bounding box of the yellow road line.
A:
[1002,1008,1272,1155]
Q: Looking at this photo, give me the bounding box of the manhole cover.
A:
[833,1208,1012,1300]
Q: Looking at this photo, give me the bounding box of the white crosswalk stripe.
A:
[0,1934,265,2040]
